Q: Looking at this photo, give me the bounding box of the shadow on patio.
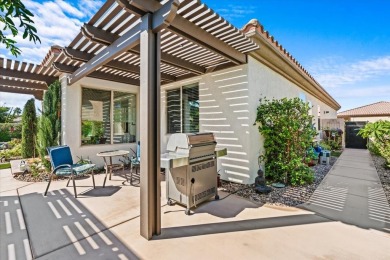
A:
[15,189,139,259]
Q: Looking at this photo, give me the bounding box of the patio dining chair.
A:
[44,145,96,198]
[129,141,140,185]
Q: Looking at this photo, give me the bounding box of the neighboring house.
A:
[337,101,390,123]
[0,1,340,184]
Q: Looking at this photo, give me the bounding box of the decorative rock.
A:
[221,156,337,207]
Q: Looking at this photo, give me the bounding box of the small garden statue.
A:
[254,167,272,194]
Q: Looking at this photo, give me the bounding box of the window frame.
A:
[80,87,137,146]
[166,83,199,134]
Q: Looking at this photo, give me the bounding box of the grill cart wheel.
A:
[185,209,191,215]
[167,199,174,206]
[215,195,219,200]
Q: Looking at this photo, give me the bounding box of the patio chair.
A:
[129,141,140,185]
[44,145,96,198]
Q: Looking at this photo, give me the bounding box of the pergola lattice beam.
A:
[0,78,48,91]
[121,0,247,65]
[68,0,180,85]
[64,48,176,82]
[54,62,140,86]
[68,23,141,85]
[82,24,204,75]
[0,68,57,84]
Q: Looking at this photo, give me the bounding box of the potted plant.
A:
[306,147,318,167]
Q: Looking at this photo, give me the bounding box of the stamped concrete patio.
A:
[1,148,390,259]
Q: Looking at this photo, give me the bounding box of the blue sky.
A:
[1,0,389,111]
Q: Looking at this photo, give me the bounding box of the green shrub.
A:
[0,123,22,142]
[319,141,331,151]
[0,140,22,160]
[256,97,316,186]
[367,141,381,156]
[359,120,390,165]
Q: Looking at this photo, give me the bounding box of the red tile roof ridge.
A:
[338,101,390,116]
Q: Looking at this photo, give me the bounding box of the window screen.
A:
[113,92,137,143]
[81,88,111,145]
[182,84,199,133]
[167,89,181,133]
[166,84,199,134]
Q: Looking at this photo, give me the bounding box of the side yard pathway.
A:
[302,148,390,233]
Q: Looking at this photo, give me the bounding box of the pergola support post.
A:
[139,13,161,240]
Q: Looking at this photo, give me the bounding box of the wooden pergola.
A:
[1,0,259,240]
[0,57,58,100]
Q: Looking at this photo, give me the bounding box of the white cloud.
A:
[0,0,103,108]
[55,0,85,18]
[216,5,256,20]
[330,86,390,99]
[0,0,103,63]
[78,0,105,18]
[308,56,390,88]
[0,93,40,109]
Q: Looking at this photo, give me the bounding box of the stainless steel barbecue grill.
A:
[161,133,227,215]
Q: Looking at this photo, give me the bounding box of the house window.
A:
[81,88,136,145]
[167,84,199,133]
[113,92,137,143]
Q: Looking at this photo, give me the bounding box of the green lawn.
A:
[0,162,11,169]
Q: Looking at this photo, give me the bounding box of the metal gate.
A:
[345,122,367,149]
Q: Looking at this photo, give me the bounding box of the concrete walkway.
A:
[1,149,390,259]
[302,148,390,232]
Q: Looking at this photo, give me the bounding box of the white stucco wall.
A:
[161,65,252,184]
[61,75,140,167]
[247,56,337,183]
[160,57,338,184]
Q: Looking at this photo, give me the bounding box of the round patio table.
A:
[97,150,129,187]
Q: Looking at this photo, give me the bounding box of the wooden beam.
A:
[81,23,118,45]
[68,23,141,85]
[64,48,176,82]
[0,85,44,100]
[0,78,48,91]
[169,16,246,64]
[122,0,246,64]
[68,0,183,85]
[82,24,205,75]
[54,62,140,86]
[0,68,57,84]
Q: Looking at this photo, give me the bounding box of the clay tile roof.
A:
[337,101,390,117]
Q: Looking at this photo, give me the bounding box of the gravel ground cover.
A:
[371,154,390,205]
[220,156,337,207]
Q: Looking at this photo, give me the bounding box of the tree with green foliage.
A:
[0,105,11,123]
[0,0,40,56]
[255,97,317,186]
[37,81,61,157]
[21,98,37,158]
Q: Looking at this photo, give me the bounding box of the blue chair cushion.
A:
[49,146,73,168]
[55,164,95,176]
[131,157,140,166]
